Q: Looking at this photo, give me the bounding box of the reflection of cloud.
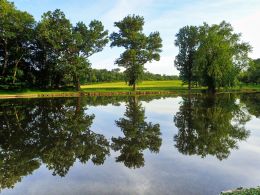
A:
[2,97,260,195]
[142,97,182,115]
[9,162,153,195]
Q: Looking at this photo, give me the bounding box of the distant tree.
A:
[193,21,252,93]
[174,26,199,90]
[110,15,162,90]
[247,59,260,84]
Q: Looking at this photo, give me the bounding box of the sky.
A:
[11,0,260,75]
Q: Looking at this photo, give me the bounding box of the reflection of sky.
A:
[2,97,260,195]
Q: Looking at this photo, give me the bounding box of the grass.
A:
[221,187,260,194]
[0,80,259,98]
[81,80,193,92]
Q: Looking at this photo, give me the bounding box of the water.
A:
[0,93,259,195]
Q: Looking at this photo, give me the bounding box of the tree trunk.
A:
[2,41,8,76]
[133,83,136,91]
[208,84,216,94]
[75,96,81,116]
[188,80,191,91]
[76,77,80,91]
[12,56,23,84]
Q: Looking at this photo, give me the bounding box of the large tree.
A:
[175,21,252,93]
[193,21,252,93]
[0,0,35,85]
[174,25,199,90]
[110,15,162,90]
[36,9,72,88]
[36,10,108,90]
[64,20,109,90]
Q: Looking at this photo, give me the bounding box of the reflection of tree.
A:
[240,93,260,118]
[111,97,162,168]
[174,94,250,160]
[0,98,110,190]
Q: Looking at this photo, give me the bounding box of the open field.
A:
[81,80,191,91]
[0,80,259,98]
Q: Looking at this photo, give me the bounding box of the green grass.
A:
[221,187,260,195]
[81,80,196,92]
[0,80,259,98]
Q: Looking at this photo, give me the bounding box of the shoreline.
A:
[0,89,259,99]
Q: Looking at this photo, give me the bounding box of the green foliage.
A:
[0,0,36,86]
[175,26,199,89]
[0,1,108,90]
[221,187,260,195]
[36,10,108,90]
[194,22,251,92]
[88,68,178,83]
[239,59,260,84]
[110,15,162,90]
[36,9,72,87]
[175,21,252,93]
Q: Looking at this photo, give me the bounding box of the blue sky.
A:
[11,0,260,75]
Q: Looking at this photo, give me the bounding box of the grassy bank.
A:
[0,80,259,98]
[221,187,260,194]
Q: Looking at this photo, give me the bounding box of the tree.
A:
[193,21,252,93]
[0,0,35,86]
[65,20,109,90]
[247,59,260,84]
[111,97,162,168]
[174,26,199,90]
[36,10,108,90]
[36,9,72,88]
[110,15,162,90]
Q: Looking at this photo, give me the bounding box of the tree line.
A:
[238,59,260,84]
[0,0,258,92]
[89,68,178,83]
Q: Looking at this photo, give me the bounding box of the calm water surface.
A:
[0,93,260,195]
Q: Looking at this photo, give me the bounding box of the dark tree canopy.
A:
[0,1,108,90]
[0,0,36,86]
[110,15,162,90]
